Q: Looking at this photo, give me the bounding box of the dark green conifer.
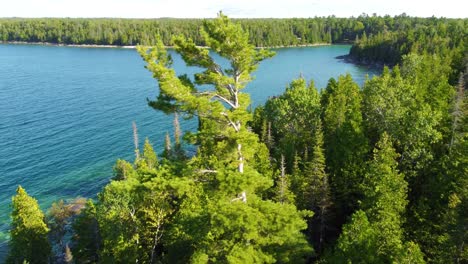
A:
[7,186,51,264]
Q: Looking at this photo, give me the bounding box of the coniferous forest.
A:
[5,13,467,263]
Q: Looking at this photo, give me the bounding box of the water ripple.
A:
[0,44,379,260]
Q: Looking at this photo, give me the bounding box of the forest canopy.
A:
[6,13,467,264]
[0,15,466,49]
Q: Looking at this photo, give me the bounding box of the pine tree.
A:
[138,12,312,262]
[330,133,424,263]
[328,210,380,263]
[407,68,467,263]
[7,186,51,264]
[361,133,409,259]
[142,137,158,169]
[303,121,332,253]
[322,74,368,226]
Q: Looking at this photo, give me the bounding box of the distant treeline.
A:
[0,15,466,48]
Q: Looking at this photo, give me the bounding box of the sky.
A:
[0,0,466,18]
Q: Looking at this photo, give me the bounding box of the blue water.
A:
[0,44,377,258]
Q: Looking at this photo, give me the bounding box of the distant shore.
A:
[261,43,332,48]
[0,41,137,49]
[0,41,333,49]
[335,54,385,69]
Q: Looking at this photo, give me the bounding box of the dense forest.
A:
[1,15,466,48]
[5,13,467,263]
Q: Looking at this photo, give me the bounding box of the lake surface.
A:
[0,43,378,258]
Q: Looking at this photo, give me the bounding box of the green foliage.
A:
[361,54,464,262]
[113,159,136,180]
[142,137,159,169]
[328,210,380,263]
[330,134,424,263]
[6,12,467,264]
[362,56,448,178]
[0,16,378,47]
[361,133,408,258]
[178,197,312,263]
[258,78,321,171]
[302,122,333,253]
[322,74,368,220]
[273,155,296,205]
[7,186,51,264]
[137,12,312,262]
[404,67,468,263]
[72,199,100,263]
[97,170,186,263]
[302,122,328,210]
[349,15,467,83]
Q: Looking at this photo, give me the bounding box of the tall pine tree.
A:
[138,12,312,262]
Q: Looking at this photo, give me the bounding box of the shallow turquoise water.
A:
[0,44,377,258]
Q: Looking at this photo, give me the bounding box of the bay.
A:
[0,43,378,258]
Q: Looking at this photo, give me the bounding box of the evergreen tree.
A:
[406,67,467,263]
[138,12,312,262]
[322,74,368,225]
[330,133,424,263]
[328,210,380,263]
[361,133,410,260]
[303,121,333,253]
[7,186,51,264]
[142,137,158,169]
[113,159,136,180]
[96,155,191,263]
[262,77,321,171]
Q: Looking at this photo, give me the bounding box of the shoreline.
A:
[335,54,386,70]
[0,41,137,49]
[260,43,332,48]
[0,41,334,49]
